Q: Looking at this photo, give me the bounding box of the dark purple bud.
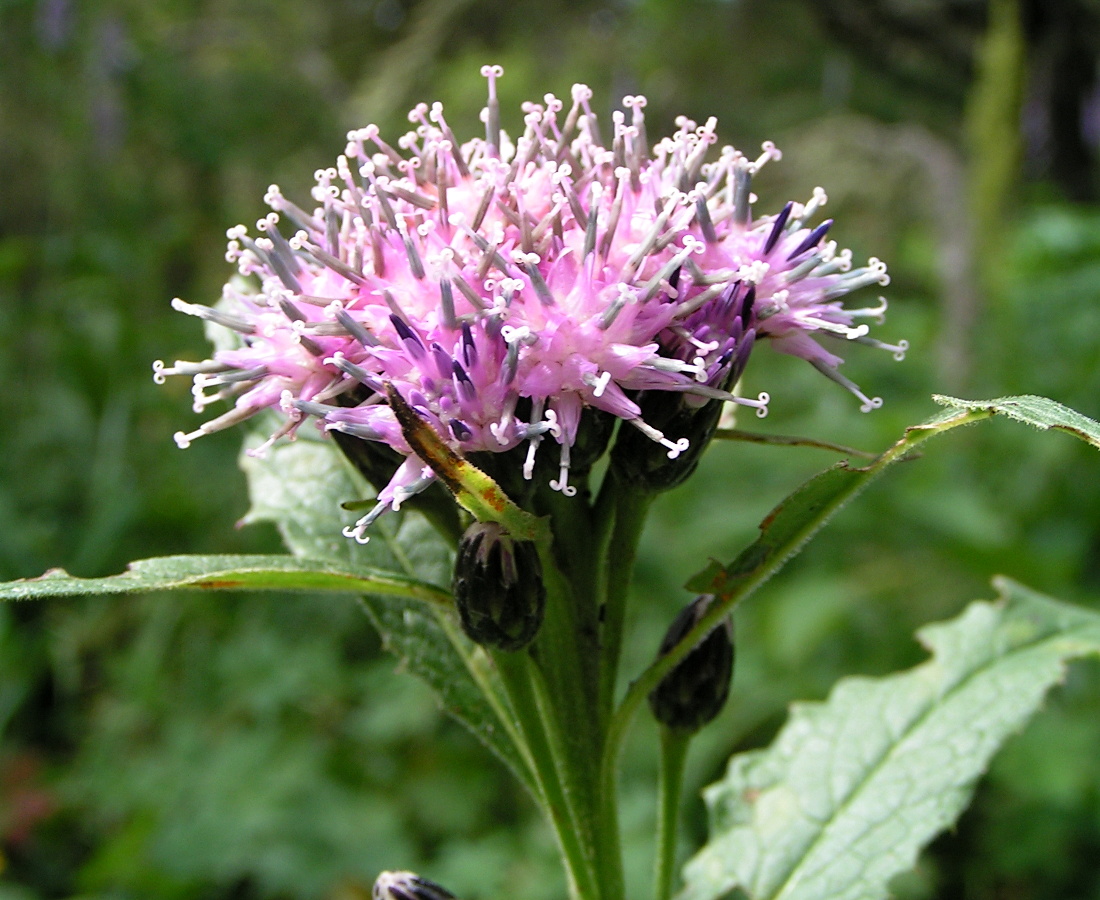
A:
[611,397,712,491]
[648,594,734,733]
[373,871,456,900]
[762,201,793,255]
[453,522,545,652]
[786,219,833,261]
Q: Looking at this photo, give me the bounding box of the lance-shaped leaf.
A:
[0,554,449,603]
[688,394,1100,600]
[932,393,1100,449]
[656,395,1100,710]
[603,395,1100,866]
[679,578,1100,900]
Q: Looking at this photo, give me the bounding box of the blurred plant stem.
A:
[347,0,478,126]
[964,0,1026,333]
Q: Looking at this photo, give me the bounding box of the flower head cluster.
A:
[156,66,903,540]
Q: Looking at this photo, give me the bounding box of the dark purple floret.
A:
[763,201,794,255]
[739,285,756,329]
[461,322,478,367]
[786,218,833,260]
[391,314,426,358]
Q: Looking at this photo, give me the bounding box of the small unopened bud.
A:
[610,392,724,492]
[453,522,546,651]
[648,594,734,733]
[373,870,456,900]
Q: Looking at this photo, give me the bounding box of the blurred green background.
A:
[3,0,1100,897]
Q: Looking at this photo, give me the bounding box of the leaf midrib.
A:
[764,614,1090,900]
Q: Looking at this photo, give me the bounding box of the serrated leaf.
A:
[681,395,1100,661]
[239,434,531,789]
[933,393,1100,449]
[679,578,1100,900]
[0,555,449,603]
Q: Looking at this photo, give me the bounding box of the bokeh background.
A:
[4,0,1100,897]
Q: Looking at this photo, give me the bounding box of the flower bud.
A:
[452,522,545,651]
[373,870,456,900]
[610,392,724,493]
[648,594,734,733]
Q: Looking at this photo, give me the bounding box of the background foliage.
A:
[2,0,1100,897]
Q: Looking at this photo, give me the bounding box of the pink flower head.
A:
[156,66,904,541]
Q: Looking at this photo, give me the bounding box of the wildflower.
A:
[156,66,903,540]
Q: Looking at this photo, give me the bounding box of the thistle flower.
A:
[156,66,903,541]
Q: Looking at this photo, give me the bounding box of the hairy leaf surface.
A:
[241,436,532,788]
[0,554,448,603]
[679,578,1100,900]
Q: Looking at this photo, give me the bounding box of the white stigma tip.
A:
[342,524,371,545]
[543,408,562,439]
[593,371,611,397]
[665,437,691,460]
[550,476,578,498]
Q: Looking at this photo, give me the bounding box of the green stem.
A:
[605,409,997,800]
[598,472,655,724]
[492,650,600,900]
[654,728,690,900]
[590,470,654,900]
[524,501,613,900]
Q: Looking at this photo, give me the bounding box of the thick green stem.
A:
[492,650,600,900]
[525,492,616,900]
[598,472,655,724]
[588,470,655,900]
[654,728,690,900]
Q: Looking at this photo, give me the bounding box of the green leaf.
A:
[679,578,1100,900]
[689,394,1100,602]
[239,432,384,566]
[383,383,548,541]
[240,435,533,790]
[0,554,450,603]
[602,394,1100,885]
[359,592,530,785]
[672,395,1100,689]
[932,393,1100,449]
